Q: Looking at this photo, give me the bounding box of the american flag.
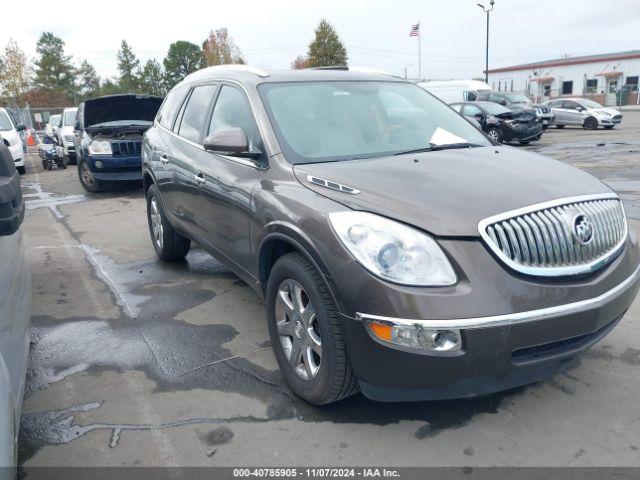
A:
[409,23,420,37]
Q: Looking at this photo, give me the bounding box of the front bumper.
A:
[598,115,623,126]
[330,233,640,401]
[502,122,543,142]
[62,142,76,157]
[86,154,143,181]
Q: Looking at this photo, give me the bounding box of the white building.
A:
[487,50,640,106]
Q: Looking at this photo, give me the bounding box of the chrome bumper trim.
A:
[356,263,640,330]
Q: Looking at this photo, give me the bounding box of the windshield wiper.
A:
[393,142,483,156]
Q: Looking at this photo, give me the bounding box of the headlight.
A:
[64,135,75,142]
[88,140,112,155]
[596,110,611,116]
[329,211,457,286]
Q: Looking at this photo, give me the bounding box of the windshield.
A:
[0,111,14,131]
[579,99,603,108]
[49,114,61,126]
[259,81,490,164]
[503,93,531,104]
[63,109,77,126]
[481,103,511,115]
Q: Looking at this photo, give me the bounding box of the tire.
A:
[78,160,103,192]
[66,154,77,165]
[266,252,359,405]
[17,166,25,175]
[604,125,614,130]
[584,117,598,130]
[41,159,47,169]
[556,125,565,129]
[518,140,531,145]
[146,184,191,261]
[486,126,502,144]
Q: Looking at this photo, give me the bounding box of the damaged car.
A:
[143,66,640,404]
[75,94,163,192]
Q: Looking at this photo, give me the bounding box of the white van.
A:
[417,80,492,104]
[0,108,26,174]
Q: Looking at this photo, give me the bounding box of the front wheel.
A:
[584,117,599,130]
[556,125,565,129]
[486,126,502,144]
[267,252,359,405]
[78,160,103,192]
[17,166,25,175]
[146,184,191,261]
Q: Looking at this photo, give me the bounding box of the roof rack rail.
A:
[198,64,270,78]
[306,66,399,78]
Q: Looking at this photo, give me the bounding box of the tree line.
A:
[0,19,348,108]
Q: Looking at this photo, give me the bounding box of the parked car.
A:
[0,141,30,471]
[450,101,543,144]
[417,79,492,104]
[477,91,555,129]
[56,107,78,164]
[143,66,640,404]
[44,113,61,142]
[0,108,27,174]
[543,98,623,129]
[75,94,163,192]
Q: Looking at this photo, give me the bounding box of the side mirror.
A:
[498,100,507,106]
[15,124,26,132]
[74,121,81,131]
[2,138,9,147]
[204,128,252,156]
[474,112,484,119]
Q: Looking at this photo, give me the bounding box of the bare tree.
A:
[290,55,309,70]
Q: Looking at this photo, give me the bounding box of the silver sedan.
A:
[543,97,623,129]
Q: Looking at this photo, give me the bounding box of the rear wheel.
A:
[584,117,598,130]
[486,126,502,144]
[78,160,103,192]
[267,252,359,405]
[556,125,565,129]
[146,184,191,261]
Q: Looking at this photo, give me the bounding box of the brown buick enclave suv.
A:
[142,65,640,404]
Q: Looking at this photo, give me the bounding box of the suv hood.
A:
[293,146,611,237]
[83,94,163,130]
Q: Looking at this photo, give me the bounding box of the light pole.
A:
[477,0,495,84]
[404,64,413,80]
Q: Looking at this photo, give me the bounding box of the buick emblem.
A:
[573,214,594,245]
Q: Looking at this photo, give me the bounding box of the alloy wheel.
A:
[488,129,500,142]
[275,278,322,380]
[150,197,164,249]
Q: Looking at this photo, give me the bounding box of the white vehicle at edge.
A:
[45,114,61,140]
[417,80,492,104]
[57,107,78,163]
[0,108,26,175]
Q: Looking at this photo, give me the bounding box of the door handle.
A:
[159,152,169,164]
[194,172,206,185]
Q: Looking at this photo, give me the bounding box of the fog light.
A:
[367,320,461,353]
[95,160,103,169]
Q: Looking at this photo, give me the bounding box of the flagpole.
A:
[418,21,422,81]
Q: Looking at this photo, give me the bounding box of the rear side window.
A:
[178,84,217,144]
[157,86,188,130]
[208,85,262,152]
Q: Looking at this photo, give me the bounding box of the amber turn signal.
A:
[369,322,392,341]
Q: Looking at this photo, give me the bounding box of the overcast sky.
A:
[3,0,640,81]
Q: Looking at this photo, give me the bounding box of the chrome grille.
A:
[479,195,627,276]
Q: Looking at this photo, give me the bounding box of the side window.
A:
[548,100,563,108]
[464,91,478,101]
[158,86,188,130]
[177,84,217,144]
[562,100,579,110]
[208,85,262,152]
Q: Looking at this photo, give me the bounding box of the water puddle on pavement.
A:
[21,245,527,463]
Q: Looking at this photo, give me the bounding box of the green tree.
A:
[99,78,125,96]
[140,59,166,96]
[33,32,75,96]
[0,39,32,103]
[163,41,202,88]
[306,19,347,68]
[117,40,140,92]
[76,60,100,98]
[202,28,245,66]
